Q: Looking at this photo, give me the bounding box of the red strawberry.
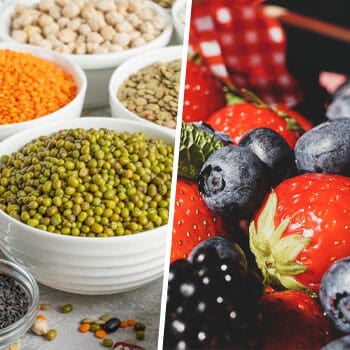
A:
[274,103,314,131]
[171,177,229,262]
[182,60,226,123]
[260,290,334,350]
[206,102,310,148]
[249,173,350,294]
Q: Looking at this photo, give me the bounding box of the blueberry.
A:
[294,119,350,176]
[319,257,350,333]
[238,127,296,187]
[198,145,269,220]
[327,94,350,120]
[191,121,232,145]
[322,335,350,350]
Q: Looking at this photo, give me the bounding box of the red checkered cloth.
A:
[189,0,304,107]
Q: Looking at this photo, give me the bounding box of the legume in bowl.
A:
[109,45,183,134]
[0,0,173,108]
[0,117,175,295]
[0,42,87,142]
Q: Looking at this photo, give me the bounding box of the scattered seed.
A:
[61,303,73,313]
[135,330,145,340]
[102,338,114,348]
[90,323,101,332]
[46,328,58,341]
[103,317,121,333]
[99,313,114,322]
[95,329,107,339]
[39,303,52,311]
[80,317,93,324]
[133,322,146,332]
[79,322,90,333]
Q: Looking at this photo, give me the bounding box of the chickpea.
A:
[11,30,28,43]
[105,12,124,26]
[153,16,167,31]
[100,25,116,41]
[86,42,99,53]
[55,0,71,7]
[138,8,155,21]
[62,3,80,19]
[109,44,123,53]
[139,22,155,35]
[57,17,70,29]
[86,12,105,31]
[130,37,146,48]
[67,18,81,31]
[112,32,131,47]
[38,0,55,12]
[116,21,134,33]
[95,0,116,12]
[37,39,53,49]
[93,46,109,54]
[75,42,86,54]
[38,14,54,27]
[86,31,103,44]
[24,25,42,37]
[58,28,77,43]
[76,34,86,44]
[48,6,61,20]
[28,32,44,45]
[81,6,96,20]
[78,23,91,36]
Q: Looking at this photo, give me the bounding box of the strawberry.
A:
[260,290,333,350]
[249,173,350,294]
[182,60,226,123]
[206,101,310,148]
[170,176,229,262]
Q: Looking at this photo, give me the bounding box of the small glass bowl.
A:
[0,259,39,350]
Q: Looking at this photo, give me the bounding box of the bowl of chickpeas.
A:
[0,41,87,142]
[0,0,173,109]
[0,117,175,295]
[109,45,183,134]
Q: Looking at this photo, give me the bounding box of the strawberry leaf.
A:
[178,122,224,181]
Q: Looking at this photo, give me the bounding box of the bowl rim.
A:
[0,41,87,131]
[0,258,39,345]
[0,0,174,70]
[109,45,183,133]
[0,117,174,244]
[171,0,187,39]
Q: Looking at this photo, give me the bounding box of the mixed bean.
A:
[0,49,76,125]
[0,128,173,237]
[118,59,181,129]
[10,0,167,54]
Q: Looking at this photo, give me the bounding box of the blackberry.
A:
[164,238,264,349]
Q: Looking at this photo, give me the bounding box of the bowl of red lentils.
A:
[109,45,183,134]
[0,42,87,142]
[0,0,173,109]
[0,117,174,295]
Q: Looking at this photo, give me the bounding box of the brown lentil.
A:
[117,60,181,129]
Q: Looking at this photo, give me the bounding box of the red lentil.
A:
[95,329,107,339]
[79,323,91,333]
[0,49,76,125]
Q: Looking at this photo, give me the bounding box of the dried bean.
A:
[117,60,181,129]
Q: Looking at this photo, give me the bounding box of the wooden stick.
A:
[262,5,350,43]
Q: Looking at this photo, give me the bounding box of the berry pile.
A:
[165,56,350,349]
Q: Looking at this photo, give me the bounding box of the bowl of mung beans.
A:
[0,117,174,295]
[0,0,173,108]
[0,41,87,142]
[109,45,183,134]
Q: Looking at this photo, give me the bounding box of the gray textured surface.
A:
[21,278,163,350]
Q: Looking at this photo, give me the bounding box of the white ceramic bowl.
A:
[172,0,187,43]
[0,0,173,109]
[0,42,87,142]
[109,45,183,135]
[0,117,174,295]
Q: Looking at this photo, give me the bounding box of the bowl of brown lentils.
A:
[0,0,173,108]
[0,117,175,295]
[109,45,183,133]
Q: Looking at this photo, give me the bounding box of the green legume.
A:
[102,338,114,347]
[61,304,73,313]
[46,329,57,341]
[0,128,173,237]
